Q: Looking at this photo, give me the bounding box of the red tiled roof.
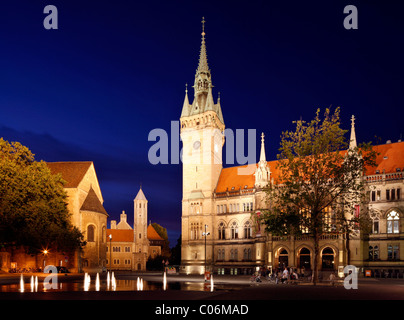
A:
[147,224,164,241]
[215,142,404,191]
[46,161,92,188]
[106,229,134,242]
[365,141,404,175]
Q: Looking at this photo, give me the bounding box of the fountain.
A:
[111,272,116,291]
[84,273,91,291]
[136,277,144,291]
[95,273,100,291]
[163,272,167,291]
[30,276,35,292]
[210,274,214,292]
[19,274,24,293]
[107,271,110,288]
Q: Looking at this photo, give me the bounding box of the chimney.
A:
[110,220,117,229]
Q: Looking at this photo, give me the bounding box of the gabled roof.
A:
[47,161,92,188]
[215,142,404,192]
[147,224,164,241]
[80,187,108,216]
[106,229,134,242]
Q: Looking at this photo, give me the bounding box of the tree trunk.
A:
[313,232,320,285]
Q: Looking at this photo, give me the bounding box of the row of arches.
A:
[275,246,336,270]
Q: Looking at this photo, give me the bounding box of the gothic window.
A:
[190,223,200,240]
[243,248,252,261]
[217,249,225,261]
[244,221,252,239]
[387,211,400,234]
[369,245,379,261]
[230,249,238,261]
[231,221,239,239]
[372,219,379,234]
[87,225,95,242]
[218,222,225,240]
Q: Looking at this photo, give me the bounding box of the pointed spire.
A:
[197,17,209,74]
[181,83,190,117]
[255,132,270,188]
[349,115,357,149]
[259,132,266,162]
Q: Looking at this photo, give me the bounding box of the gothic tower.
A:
[180,17,225,200]
[134,187,149,254]
[180,18,224,274]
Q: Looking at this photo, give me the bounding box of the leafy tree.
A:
[259,108,377,284]
[0,138,84,255]
[151,222,170,257]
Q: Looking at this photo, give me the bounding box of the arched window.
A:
[387,211,400,234]
[321,247,335,270]
[87,225,95,242]
[244,221,252,239]
[231,221,238,239]
[243,248,252,261]
[218,222,226,240]
[299,247,311,269]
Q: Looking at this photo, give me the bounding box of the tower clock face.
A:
[193,140,201,150]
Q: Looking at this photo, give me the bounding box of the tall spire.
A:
[259,132,266,162]
[197,17,209,74]
[255,132,270,188]
[349,115,357,149]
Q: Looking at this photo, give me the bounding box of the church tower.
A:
[180,18,224,274]
[180,17,225,201]
[133,187,149,253]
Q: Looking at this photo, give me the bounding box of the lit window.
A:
[387,211,400,234]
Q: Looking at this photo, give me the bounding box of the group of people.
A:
[256,266,309,284]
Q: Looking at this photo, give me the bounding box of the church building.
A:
[180,19,404,278]
[106,187,164,271]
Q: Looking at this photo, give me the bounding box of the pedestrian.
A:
[282,267,289,284]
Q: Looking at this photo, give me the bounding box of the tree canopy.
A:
[0,138,84,254]
[260,108,377,283]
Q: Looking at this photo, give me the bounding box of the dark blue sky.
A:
[1,1,403,246]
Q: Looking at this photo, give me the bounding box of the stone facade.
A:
[3,161,109,273]
[106,188,164,271]
[180,20,404,277]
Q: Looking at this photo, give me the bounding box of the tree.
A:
[151,222,170,257]
[259,108,377,284]
[0,138,84,255]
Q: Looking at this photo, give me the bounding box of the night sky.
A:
[1,1,403,246]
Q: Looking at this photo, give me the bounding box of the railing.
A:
[365,171,403,182]
[215,187,255,198]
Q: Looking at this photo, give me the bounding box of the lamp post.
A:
[202,224,210,281]
[109,234,112,273]
[43,249,48,270]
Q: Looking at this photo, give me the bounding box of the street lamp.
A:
[202,224,210,280]
[43,249,49,270]
[109,234,112,273]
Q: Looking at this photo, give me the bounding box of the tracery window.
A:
[244,221,252,239]
[231,221,239,239]
[218,222,226,240]
[387,211,400,234]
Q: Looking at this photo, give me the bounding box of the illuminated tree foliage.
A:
[260,108,377,283]
[0,138,84,254]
